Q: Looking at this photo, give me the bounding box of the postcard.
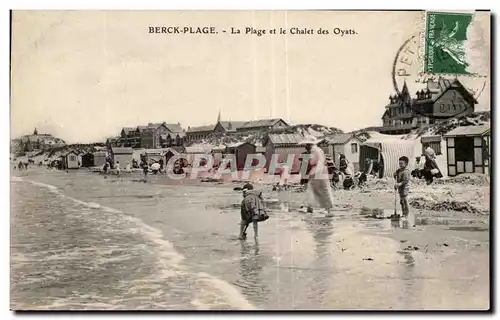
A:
[10,10,490,311]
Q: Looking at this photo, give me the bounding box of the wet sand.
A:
[10,168,490,310]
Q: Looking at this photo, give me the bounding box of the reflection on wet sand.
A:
[234,240,270,305]
[396,249,421,309]
[303,216,333,308]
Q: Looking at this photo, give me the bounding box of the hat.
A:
[298,135,321,145]
[242,183,254,192]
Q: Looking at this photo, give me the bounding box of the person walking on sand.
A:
[239,183,268,240]
[276,159,290,191]
[299,136,334,216]
[140,159,149,181]
[393,156,410,220]
[339,154,349,176]
[115,161,121,175]
[102,162,109,174]
[298,151,311,188]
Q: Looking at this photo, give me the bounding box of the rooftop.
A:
[444,125,490,137]
[323,133,358,145]
[239,118,286,129]
[187,124,216,133]
[111,147,134,154]
[218,121,247,131]
[267,133,305,145]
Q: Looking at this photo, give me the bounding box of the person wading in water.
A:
[238,183,268,240]
[299,136,334,217]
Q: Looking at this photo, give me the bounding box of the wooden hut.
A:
[444,125,490,176]
[226,142,257,170]
[81,153,94,167]
[263,133,305,174]
[318,134,363,172]
[110,147,133,167]
[93,151,107,167]
[61,150,80,169]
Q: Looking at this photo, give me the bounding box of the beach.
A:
[10,167,490,310]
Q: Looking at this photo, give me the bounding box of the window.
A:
[351,143,358,154]
[69,155,76,161]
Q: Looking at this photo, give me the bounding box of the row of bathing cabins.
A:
[56,123,490,179]
[52,77,492,178]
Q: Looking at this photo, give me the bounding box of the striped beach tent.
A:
[360,135,418,178]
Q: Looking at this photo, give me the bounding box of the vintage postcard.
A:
[10,10,491,311]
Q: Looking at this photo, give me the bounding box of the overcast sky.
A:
[11,11,490,143]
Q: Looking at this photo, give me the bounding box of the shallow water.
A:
[10,168,490,310]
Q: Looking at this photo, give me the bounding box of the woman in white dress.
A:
[299,136,334,216]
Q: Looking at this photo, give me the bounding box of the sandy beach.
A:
[10,167,490,310]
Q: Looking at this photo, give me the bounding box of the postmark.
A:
[392,31,487,119]
[393,34,486,101]
[422,11,487,77]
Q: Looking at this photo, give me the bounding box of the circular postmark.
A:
[392,34,487,119]
[392,34,486,99]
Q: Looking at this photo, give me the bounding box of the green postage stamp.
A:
[424,11,485,76]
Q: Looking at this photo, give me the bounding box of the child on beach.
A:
[115,161,121,175]
[141,160,148,180]
[239,183,268,240]
[393,156,410,219]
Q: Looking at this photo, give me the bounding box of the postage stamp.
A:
[423,11,485,76]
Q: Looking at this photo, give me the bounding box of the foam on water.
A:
[17,178,257,310]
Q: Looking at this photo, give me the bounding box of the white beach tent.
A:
[360,132,418,178]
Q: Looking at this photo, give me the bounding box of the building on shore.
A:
[226,142,257,170]
[60,150,80,169]
[185,124,216,142]
[263,133,305,174]
[444,125,490,177]
[186,120,248,142]
[213,121,247,135]
[12,128,66,154]
[116,122,185,149]
[379,78,477,135]
[236,118,289,133]
[318,133,363,171]
[110,147,133,166]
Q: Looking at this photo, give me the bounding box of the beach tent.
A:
[360,134,418,178]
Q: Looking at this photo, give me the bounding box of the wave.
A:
[18,178,257,310]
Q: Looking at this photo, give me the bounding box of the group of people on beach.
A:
[238,136,443,240]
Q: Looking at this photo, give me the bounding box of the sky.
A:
[10,11,491,143]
